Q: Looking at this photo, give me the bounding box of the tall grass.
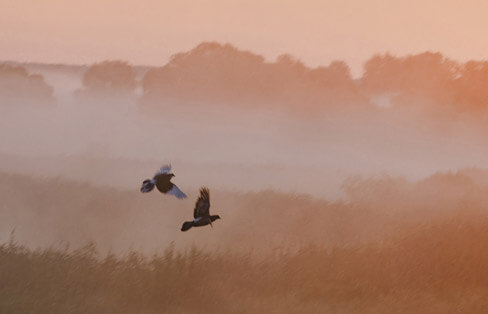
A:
[3,170,488,312]
[3,213,488,313]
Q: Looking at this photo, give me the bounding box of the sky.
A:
[2,0,488,76]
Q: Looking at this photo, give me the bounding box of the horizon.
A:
[3,0,488,77]
[2,40,484,80]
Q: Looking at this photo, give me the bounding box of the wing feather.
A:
[167,184,187,199]
[193,187,210,218]
[156,164,172,175]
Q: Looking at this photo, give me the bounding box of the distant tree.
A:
[363,52,459,93]
[361,54,401,92]
[453,61,488,112]
[141,41,370,113]
[360,52,460,110]
[309,61,354,88]
[0,64,55,105]
[78,61,137,97]
[142,42,268,103]
[275,54,307,74]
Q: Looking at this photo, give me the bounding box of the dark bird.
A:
[140,165,187,199]
[181,187,221,231]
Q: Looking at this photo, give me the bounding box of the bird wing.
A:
[156,164,172,175]
[167,184,187,199]
[193,187,210,218]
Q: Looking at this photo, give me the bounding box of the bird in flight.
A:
[181,187,221,231]
[140,165,187,199]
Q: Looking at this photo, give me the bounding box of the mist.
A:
[3,43,488,312]
[2,59,488,199]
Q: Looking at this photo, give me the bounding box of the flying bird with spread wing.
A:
[140,165,187,199]
[181,187,221,231]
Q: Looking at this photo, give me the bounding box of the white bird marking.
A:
[167,184,187,199]
[158,164,172,174]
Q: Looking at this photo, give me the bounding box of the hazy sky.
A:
[2,0,488,76]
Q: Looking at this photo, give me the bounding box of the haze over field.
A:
[3,43,488,200]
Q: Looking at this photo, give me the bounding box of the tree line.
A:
[2,42,488,116]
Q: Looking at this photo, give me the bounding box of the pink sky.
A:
[2,0,488,76]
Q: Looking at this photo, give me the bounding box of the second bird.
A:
[140,165,187,199]
[181,187,221,231]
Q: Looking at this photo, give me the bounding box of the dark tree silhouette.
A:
[77,61,137,98]
[310,61,353,88]
[361,52,459,106]
[453,61,488,112]
[0,64,55,106]
[141,42,370,113]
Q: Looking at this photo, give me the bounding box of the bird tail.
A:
[140,179,155,193]
[181,221,194,232]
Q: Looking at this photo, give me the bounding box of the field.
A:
[2,171,488,313]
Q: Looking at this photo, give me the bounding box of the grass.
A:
[3,214,488,313]
[3,170,488,312]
